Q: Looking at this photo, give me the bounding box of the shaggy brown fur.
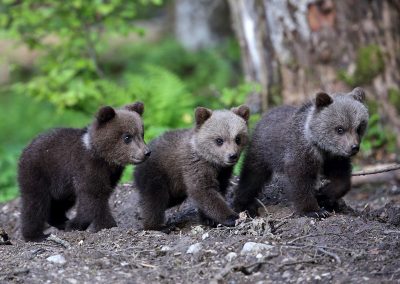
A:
[134,105,250,231]
[233,88,369,218]
[18,102,150,242]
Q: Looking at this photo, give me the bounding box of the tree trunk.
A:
[228,0,400,145]
[174,0,232,50]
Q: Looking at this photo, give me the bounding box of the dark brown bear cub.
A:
[233,88,369,218]
[134,105,250,231]
[18,102,150,242]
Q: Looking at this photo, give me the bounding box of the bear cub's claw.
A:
[304,208,331,219]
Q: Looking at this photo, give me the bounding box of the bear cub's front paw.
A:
[220,214,239,227]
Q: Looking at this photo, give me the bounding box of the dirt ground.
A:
[1,180,400,284]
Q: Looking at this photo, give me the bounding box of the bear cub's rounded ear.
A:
[231,105,250,123]
[97,106,116,124]
[125,102,144,116]
[350,87,366,103]
[315,92,333,109]
[195,107,212,128]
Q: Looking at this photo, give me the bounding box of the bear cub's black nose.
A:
[350,144,359,155]
[144,150,152,157]
[229,153,238,162]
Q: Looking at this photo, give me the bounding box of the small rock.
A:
[282,271,291,278]
[46,254,66,265]
[191,226,204,235]
[160,246,172,252]
[240,242,274,255]
[66,279,78,284]
[321,272,331,277]
[201,232,209,240]
[225,252,237,262]
[186,243,202,254]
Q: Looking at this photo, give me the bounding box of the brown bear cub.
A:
[233,88,369,218]
[134,105,250,231]
[18,102,150,241]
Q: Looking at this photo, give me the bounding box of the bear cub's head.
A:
[193,105,250,167]
[306,87,369,157]
[85,102,150,165]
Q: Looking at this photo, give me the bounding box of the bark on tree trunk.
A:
[228,0,400,145]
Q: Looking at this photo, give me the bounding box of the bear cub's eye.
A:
[336,127,345,135]
[215,138,224,146]
[235,136,241,145]
[123,134,133,144]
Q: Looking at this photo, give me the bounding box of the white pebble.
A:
[201,232,209,240]
[225,252,237,262]
[161,246,172,252]
[241,242,274,255]
[46,254,66,265]
[186,243,202,254]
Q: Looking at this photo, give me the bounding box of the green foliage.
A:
[101,38,241,95]
[362,97,398,156]
[0,0,162,112]
[361,112,397,156]
[122,65,195,139]
[0,146,20,202]
[339,44,385,87]
[218,83,260,108]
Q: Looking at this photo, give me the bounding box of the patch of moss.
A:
[338,45,385,87]
[388,88,400,113]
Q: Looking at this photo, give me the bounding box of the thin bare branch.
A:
[352,164,400,176]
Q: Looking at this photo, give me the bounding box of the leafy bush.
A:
[0,0,163,113]
[122,64,195,139]
[101,38,242,96]
[360,113,397,157]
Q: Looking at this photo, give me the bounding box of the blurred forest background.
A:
[0,0,399,202]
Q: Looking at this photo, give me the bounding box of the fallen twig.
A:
[352,164,400,176]
[0,268,29,277]
[233,261,272,275]
[317,247,342,265]
[139,262,157,268]
[278,259,316,269]
[269,220,288,234]
[287,233,350,244]
[211,255,279,282]
[47,234,71,248]
[255,198,269,215]
[383,230,400,234]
